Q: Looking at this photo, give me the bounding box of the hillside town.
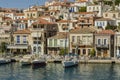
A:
[0,0,120,60]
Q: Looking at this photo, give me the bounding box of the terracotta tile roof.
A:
[76,0,87,3]
[25,10,38,12]
[49,32,68,39]
[95,18,113,21]
[14,29,31,34]
[32,18,56,25]
[16,18,29,21]
[97,30,115,35]
[70,27,96,34]
[15,13,24,16]
[49,2,69,7]
[3,17,12,20]
[45,10,60,12]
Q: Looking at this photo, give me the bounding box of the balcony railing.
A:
[96,44,109,48]
[71,42,93,47]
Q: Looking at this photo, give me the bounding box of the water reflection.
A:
[0,63,120,80]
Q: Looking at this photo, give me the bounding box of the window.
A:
[23,35,27,43]
[105,14,108,17]
[103,22,104,26]
[89,7,91,10]
[54,39,57,47]
[33,14,35,16]
[83,49,86,55]
[104,39,107,45]
[98,39,101,45]
[38,47,41,52]
[77,36,80,43]
[17,35,20,43]
[60,40,63,47]
[33,46,36,52]
[113,14,116,18]
[72,36,75,42]
[93,7,95,11]
[88,49,91,55]
[119,13,120,17]
[49,39,52,46]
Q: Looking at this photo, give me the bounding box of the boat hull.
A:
[32,60,46,68]
[0,59,11,64]
[62,61,78,68]
[21,61,31,66]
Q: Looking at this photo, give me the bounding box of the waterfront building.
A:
[7,29,31,55]
[95,30,115,58]
[114,32,120,58]
[47,32,68,56]
[0,31,11,45]
[69,27,96,56]
[0,16,13,45]
[29,18,58,55]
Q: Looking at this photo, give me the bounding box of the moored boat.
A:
[32,59,46,68]
[0,58,11,64]
[62,54,79,68]
[20,55,33,66]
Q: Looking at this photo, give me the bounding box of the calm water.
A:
[0,63,120,80]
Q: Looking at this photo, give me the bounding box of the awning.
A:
[7,45,28,49]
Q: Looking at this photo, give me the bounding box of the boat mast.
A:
[64,0,69,54]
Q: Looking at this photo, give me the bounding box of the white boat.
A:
[54,56,62,63]
[20,55,33,66]
[62,55,78,68]
[0,58,11,64]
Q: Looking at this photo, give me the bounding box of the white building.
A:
[95,18,116,29]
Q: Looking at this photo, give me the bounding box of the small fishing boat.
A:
[32,56,46,68]
[62,54,79,68]
[0,58,11,64]
[20,55,33,66]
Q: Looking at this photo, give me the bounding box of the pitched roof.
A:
[70,27,96,34]
[95,18,113,21]
[49,32,68,39]
[97,30,114,35]
[32,18,56,25]
[15,13,24,16]
[14,29,31,34]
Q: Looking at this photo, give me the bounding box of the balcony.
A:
[96,44,109,48]
[71,42,93,47]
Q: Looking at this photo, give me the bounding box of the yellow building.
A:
[7,29,31,55]
[70,27,96,56]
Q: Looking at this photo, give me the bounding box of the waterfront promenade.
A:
[8,54,120,64]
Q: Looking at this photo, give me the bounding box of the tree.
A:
[105,25,117,30]
[59,48,68,55]
[0,42,7,53]
[79,7,86,12]
[90,48,96,57]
